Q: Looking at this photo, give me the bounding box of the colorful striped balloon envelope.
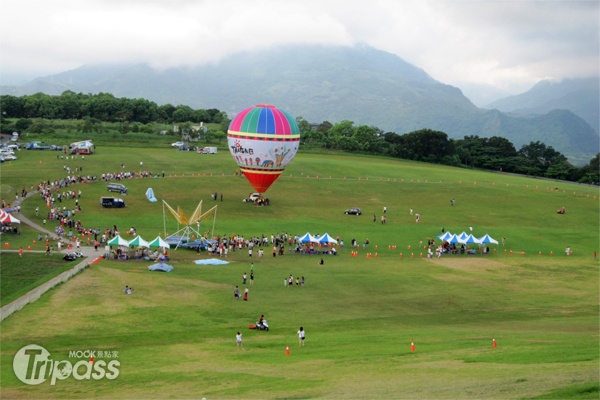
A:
[227,105,300,193]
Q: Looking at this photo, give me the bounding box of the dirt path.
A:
[0,190,101,321]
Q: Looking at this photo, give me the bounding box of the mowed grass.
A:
[0,145,598,399]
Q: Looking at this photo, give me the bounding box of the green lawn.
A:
[0,144,598,399]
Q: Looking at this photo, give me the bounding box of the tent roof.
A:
[478,234,499,245]
[107,235,129,246]
[298,232,318,243]
[0,210,20,224]
[437,232,452,241]
[129,235,150,247]
[458,234,481,245]
[315,233,338,244]
[457,231,469,240]
[148,236,170,248]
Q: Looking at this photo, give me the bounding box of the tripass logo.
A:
[13,344,120,385]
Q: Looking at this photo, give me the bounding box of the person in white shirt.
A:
[297,327,305,346]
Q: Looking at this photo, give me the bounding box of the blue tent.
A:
[437,232,453,241]
[478,234,499,245]
[297,232,318,243]
[316,233,338,244]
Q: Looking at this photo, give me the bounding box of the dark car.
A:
[344,208,362,215]
[100,197,126,208]
[107,183,128,194]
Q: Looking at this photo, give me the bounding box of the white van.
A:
[11,132,19,142]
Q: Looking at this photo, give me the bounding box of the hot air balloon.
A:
[227,104,300,193]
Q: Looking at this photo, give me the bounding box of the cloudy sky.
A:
[1,0,598,102]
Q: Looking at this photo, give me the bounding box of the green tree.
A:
[15,118,33,133]
[0,95,25,117]
[172,106,194,123]
[59,91,81,119]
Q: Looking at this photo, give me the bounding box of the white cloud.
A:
[1,0,597,94]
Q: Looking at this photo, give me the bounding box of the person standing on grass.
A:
[236,332,243,349]
[243,288,249,301]
[297,327,305,346]
[250,271,254,285]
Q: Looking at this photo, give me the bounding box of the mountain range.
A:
[2,44,598,163]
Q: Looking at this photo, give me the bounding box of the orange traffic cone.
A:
[285,346,290,356]
[410,342,415,352]
[492,338,497,348]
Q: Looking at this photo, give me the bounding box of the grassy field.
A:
[0,144,598,399]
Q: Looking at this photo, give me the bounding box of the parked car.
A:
[344,208,362,215]
[171,141,185,148]
[243,193,262,202]
[100,197,126,208]
[107,183,128,194]
[25,141,51,150]
[198,147,217,154]
[1,154,17,161]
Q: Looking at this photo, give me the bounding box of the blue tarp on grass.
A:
[148,262,174,272]
[194,258,230,265]
[146,188,157,202]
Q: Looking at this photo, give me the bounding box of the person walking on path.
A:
[236,332,243,349]
[297,327,305,346]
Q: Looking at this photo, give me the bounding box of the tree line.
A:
[1,92,598,184]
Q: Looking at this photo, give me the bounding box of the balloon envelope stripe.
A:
[227,132,300,141]
[240,167,285,174]
[229,105,299,135]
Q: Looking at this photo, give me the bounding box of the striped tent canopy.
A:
[0,210,20,224]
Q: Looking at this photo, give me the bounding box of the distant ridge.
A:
[2,44,598,161]
[486,77,599,136]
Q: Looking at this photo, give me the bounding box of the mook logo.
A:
[13,344,120,385]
